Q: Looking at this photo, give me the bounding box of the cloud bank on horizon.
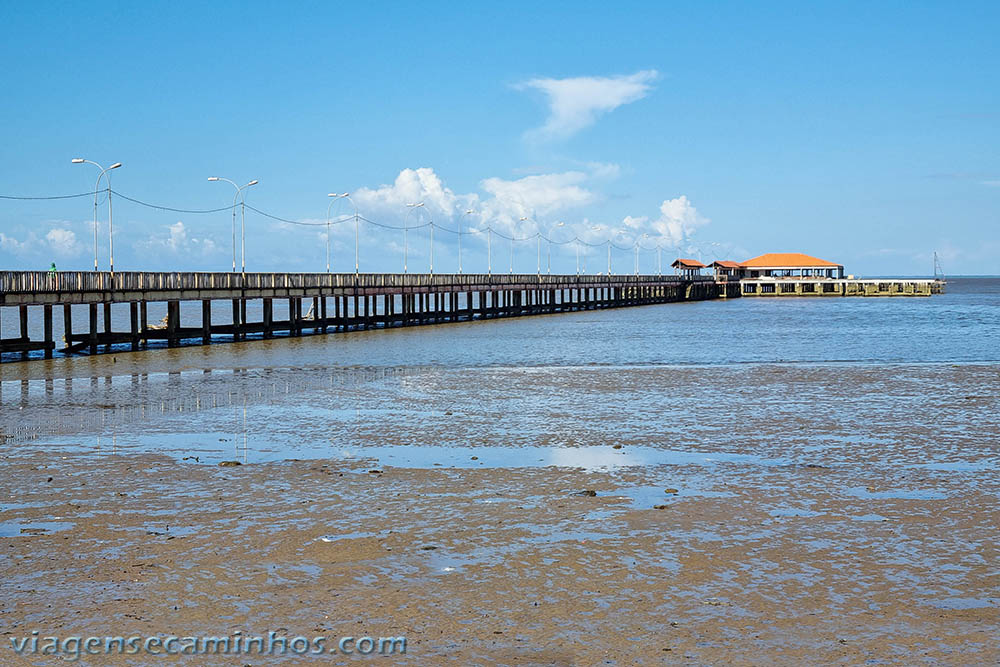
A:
[349,164,709,251]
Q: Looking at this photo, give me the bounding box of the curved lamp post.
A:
[586,225,603,274]
[609,229,631,275]
[636,233,650,275]
[548,221,564,274]
[326,193,357,273]
[403,202,424,274]
[457,209,474,274]
[72,158,121,273]
[208,176,258,273]
[519,215,541,276]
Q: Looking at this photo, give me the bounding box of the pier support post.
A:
[320,297,327,332]
[140,301,148,347]
[17,304,28,343]
[167,300,180,348]
[102,302,112,351]
[130,302,139,351]
[201,300,212,344]
[88,304,98,354]
[62,304,72,352]
[263,298,273,338]
[231,299,241,340]
[42,305,53,358]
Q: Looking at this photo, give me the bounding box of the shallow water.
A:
[1,277,998,374]
[1,278,998,473]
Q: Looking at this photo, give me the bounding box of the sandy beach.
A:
[2,361,998,665]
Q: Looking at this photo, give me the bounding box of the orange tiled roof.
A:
[672,258,706,268]
[711,260,741,268]
[740,253,840,268]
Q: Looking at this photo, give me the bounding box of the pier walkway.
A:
[0,271,734,360]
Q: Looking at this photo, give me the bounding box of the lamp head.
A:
[247,180,259,186]
[71,158,85,164]
[207,177,220,181]
[109,163,122,170]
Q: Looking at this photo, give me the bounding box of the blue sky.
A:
[1,1,997,275]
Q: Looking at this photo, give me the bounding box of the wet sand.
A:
[1,362,999,664]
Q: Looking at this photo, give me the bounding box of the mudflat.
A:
[1,362,998,665]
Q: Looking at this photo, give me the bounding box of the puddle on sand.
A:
[32,431,792,469]
[769,508,825,518]
[335,444,788,471]
[910,460,997,472]
[844,487,948,501]
[0,521,74,537]
[924,597,998,610]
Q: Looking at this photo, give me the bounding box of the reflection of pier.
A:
[0,365,409,444]
[0,271,734,361]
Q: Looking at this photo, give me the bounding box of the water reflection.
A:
[0,365,410,446]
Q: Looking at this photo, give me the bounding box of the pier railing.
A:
[1,271,707,295]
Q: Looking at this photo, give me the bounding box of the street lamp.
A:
[586,225,603,274]
[519,215,542,276]
[636,233,649,276]
[208,176,258,273]
[404,203,424,273]
[513,218,527,274]
[548,221,564,274]
[326,193,357,273]
[457,209,474,274]
[72,158,121,272]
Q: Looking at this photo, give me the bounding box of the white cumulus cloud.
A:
[137,221,219,256]
[517,69,659,141]
[346,166,615,239]
[352,168,463,220]
[45,228,82,256]
[480,171,595,221]
[651,195,710,246]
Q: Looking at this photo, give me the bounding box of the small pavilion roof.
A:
[711,260,741,269]
[671,258,706,269]
[740,253,841,268]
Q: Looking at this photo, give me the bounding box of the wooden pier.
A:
[0,271,737,361]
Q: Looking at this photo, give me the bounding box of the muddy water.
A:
[0,278,998,664]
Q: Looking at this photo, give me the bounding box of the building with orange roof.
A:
[671,258,706,279]
[709,260,742,281]
[738,253,844,279]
